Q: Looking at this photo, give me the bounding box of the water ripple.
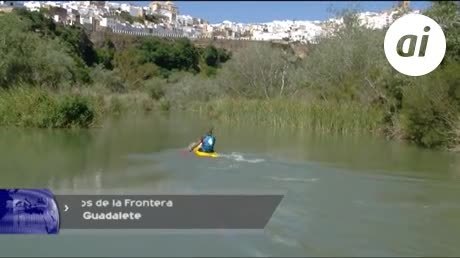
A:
[220,152,266,163]
[267,176,319,183]
[270,233,301,247]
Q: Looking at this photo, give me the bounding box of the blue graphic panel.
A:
[0,189,59,234]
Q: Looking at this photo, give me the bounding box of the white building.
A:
[24,1,41,12]
[67,9,80,25]
[149,1,178,25]
[61,1,80,11]
[99,17,117,27]
[41,1,60,8]
[80,15,93,25]
[128,6,143,17]
[177,14,194,26]
[106,1,120,12]
[252,31,283,41]
[78,1,91,7]
[119,3,130,12]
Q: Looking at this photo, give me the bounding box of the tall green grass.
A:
[0,87,96,128]
[190,98,384,135]
[0,87,165,128]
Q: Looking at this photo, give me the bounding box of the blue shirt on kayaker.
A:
[189,128,216,153]
[199,130,216,153]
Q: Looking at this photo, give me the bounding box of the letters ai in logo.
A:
[384,13,446,76]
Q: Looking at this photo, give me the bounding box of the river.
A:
[0,112,460,257]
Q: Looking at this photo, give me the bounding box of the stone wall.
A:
[89,30,309,58]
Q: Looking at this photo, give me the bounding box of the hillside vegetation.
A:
[0,9,230,127]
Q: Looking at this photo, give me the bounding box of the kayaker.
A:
[189,128,216,153]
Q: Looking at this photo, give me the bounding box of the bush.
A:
[90,65,126,93]
[143,78,166,100]
[52,95,95,128]
[30,38,81,88]
[159,98,171,111]
[96,39,116,70]
[0,87,56,127]
[201,45,231,67]
[140,37,200,73]
[113,47,160,89]
[299,23,388,102]
[165,73,222,107]
[400,62,460,148]
[216,44,300,99]
[0,88,95,128]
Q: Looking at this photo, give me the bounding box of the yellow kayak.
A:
[192,145,219,158]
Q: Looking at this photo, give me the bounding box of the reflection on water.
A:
[0,113,460,256]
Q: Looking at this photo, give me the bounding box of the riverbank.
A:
[1,86,459,152]
[0,86,386,136]
[0,87,162,128]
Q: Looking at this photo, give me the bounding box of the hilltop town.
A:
[0,1,418,43]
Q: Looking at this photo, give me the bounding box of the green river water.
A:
[0,113,460,257]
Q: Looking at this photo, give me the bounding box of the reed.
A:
[0,87,94,128]
[189,98,384,135]
[0,86,166,128]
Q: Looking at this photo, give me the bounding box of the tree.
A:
[118,11,134,24]
[13,8,56,36]
[299,16,389,104]
[0,12,81,88]
[113,47,160,89]
[202,45,220,67]
[96,39,116,69]
[14,9,98,67]
[400,62,460,148]
[217,44,298,99]
[140,38,200,74]
[424,1,460,62]
[56,25,98,67]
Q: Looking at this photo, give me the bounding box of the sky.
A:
[125,1,433,24]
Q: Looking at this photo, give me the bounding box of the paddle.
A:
[188,141,201,152]
[180,141,200,156]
